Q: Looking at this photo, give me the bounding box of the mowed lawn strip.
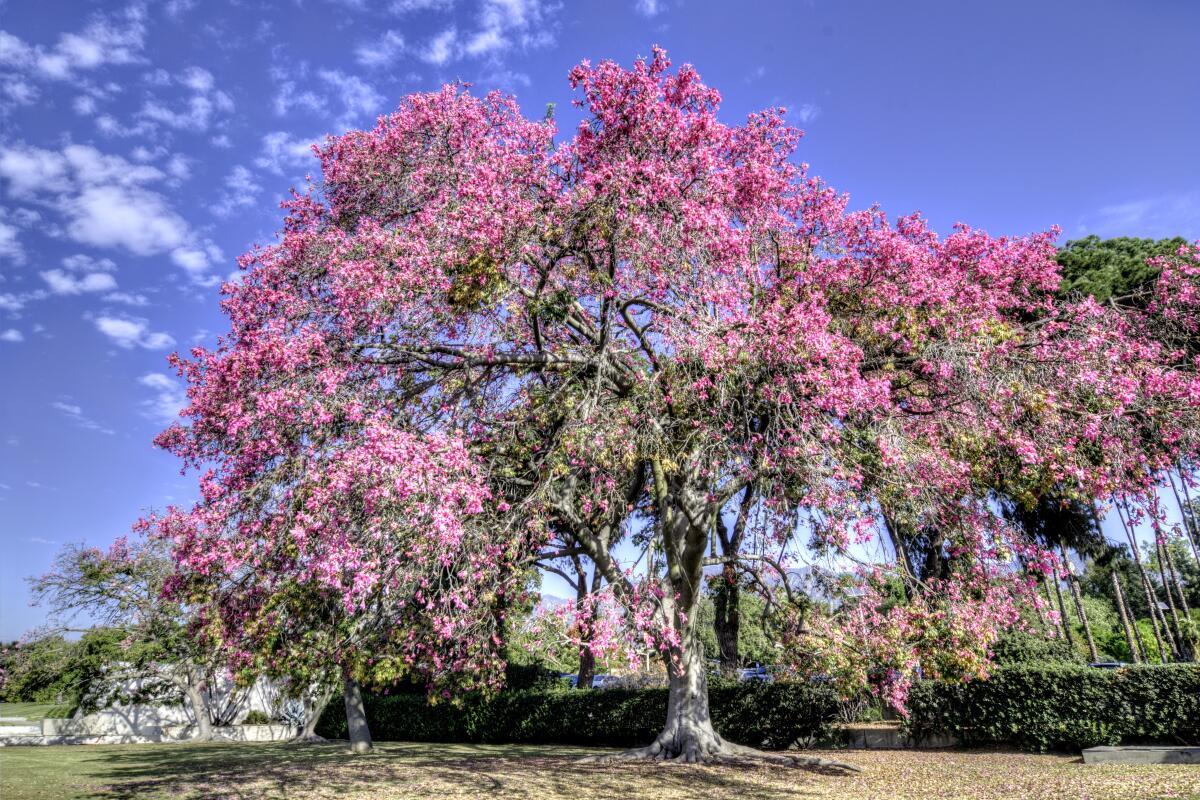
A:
[1,742,1198,800]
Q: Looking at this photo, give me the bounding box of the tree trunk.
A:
[342,676,373,754]
[1158,536,1194,661]
[1118,502,1172,662]
[1112,572,1142,664]
[1167,472,1200,564]
[577,642,597,690]
[1051,571,1076,651]
[637,625,724,762]
[183,667,213,741]
[1061,547,1098,662]
[1154,535,1188,659]
[713,564,741,677]
[298,685,333,740]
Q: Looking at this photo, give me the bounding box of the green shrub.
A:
[316,681,837,750]
[989,630,1083,666]
[904,663,1200,751]
[242,710,272,725]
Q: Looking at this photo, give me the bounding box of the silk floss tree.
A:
[152,49,1200,765]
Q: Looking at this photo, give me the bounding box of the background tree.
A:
[1055,235,1187,303]
[29,537,220,739]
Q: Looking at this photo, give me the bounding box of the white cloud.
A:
[273,80,324,117]
[135,66,234,134]
[795,103,821,125]
[138,372,187,423]
[52,399,115,435]
[319,70,384,128]
[416,0,555,65]
[73,95,97,115]
[102,291,149,306]
[390,0,455,11]
[0,7,146,82]
[0,328,23,342]
[61,253,117,272]
[0,220,22,264]
[419,27,458,65]
[40,268,118,295]
[633,0,662,16]
[255,132,319,175]
[356,30,406,68]
[94,314,176,350]
[211,165,262,217]
[0,143,218,279]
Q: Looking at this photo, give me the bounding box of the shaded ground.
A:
[1,740,1197,800]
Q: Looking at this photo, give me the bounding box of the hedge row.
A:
[316,681,838,750]
[904,663,1200,751]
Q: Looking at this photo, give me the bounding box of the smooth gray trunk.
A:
[298,686,333,740]
[1112,571,1142,664]
[183,667,213,741]
[343,676,373,754]
[1061,549,1098,661]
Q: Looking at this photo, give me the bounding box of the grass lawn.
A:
[1,741,1197,800]
[0,703,74,721]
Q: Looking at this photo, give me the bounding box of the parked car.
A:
[591,674,621,689]
[1087,661,1130,669]
[736,663,774,683]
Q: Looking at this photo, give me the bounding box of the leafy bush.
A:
[316,681,837,750]
[989,630,1083,666]
[242,710,272,725]
[904,663,1200,751]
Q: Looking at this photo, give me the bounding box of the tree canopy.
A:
[147,49,1200,764]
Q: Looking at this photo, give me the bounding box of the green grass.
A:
[2,741,1198,800]
[0,702,75,721]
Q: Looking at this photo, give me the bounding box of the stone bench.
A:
[1082,746,1200,765]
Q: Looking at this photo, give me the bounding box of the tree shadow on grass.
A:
[75,740,836,800]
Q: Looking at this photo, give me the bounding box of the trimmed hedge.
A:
[316,681,838,750]
[904,663,1200,751]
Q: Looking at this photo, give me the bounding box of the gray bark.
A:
[183,666,213,741]
[1062,548,1098,662]
[298,685,334,740]
[1112,572,1142,664]
[342,676,373,754]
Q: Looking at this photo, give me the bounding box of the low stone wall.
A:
[837,723,956,749]
[0,721,297,746]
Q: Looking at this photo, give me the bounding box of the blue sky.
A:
[1,0,1198,639]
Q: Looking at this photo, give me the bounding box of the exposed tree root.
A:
[578,732,861,772]
[289,733,329,744]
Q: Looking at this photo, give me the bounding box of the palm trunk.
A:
[1062,547,1098,661]
[1168,472,1200,564]
[1159,537,1194,660]
[1051,571,1076,651]
[1112,572,1141,663]
[1118,502,1172,662]
[1154,535,1187,658]
[342,676,373,754]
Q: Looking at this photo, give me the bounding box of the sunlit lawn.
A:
[1,740,1197,800]
[0,703,74,721]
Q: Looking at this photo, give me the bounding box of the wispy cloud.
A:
[1076,192,1200,240]
[138,372,187,424]
[52,399,115,435]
